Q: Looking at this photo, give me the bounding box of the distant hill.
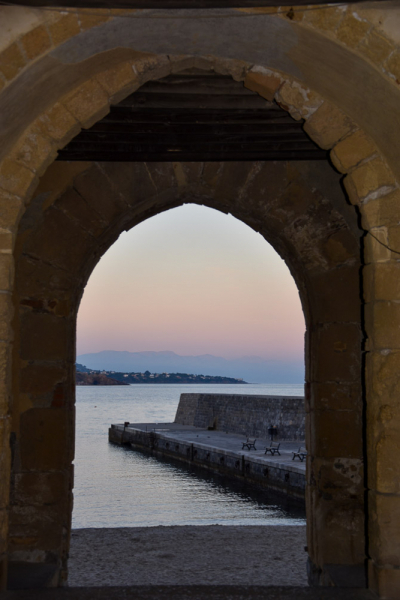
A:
[76,351,304,384]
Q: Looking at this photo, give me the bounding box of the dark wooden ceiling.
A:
[2,1,365,7]
[57,70,328,162]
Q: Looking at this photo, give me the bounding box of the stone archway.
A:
[9,153,364,589]
[0,21,398,592]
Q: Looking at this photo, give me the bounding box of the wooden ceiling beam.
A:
[57,72,329,162]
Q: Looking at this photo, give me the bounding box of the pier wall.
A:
[109,424,306,500]
[174,394,305,441]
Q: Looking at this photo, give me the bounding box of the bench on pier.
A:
[265,442,280,456]
[292,447,307,461]
[242,437,257,451]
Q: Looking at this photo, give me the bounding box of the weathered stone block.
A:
[369,491,400,567]
[22,205,98,274]
[100,162,157,206]
[213,162,253,204]
[0,190,23,230]
[33,102,81,147]
[364,301,400,349]
[213,57,250,82]
[0,160,38,200]
[16,255,73,298]
[364,263,400,303]
[140,162,177,196]
[303,5,345,31]
[388,226,400,258]
[304,102,355,150]
[202,162,222,189]
[367,427,400,495]
[309,265,361,322]
[362,189,400,230]
[312,323,362,383]
[307,483,365,565]
[130,54,171,85]
[9,500,66,554]
[20,364,67,403]
[311,382,362,413]
[276,81,322,120]
[363,227,391,264]
[369,560,400,599]
[311,409,363,458]
[0,293,12,342]
[48,14,80,46]
[73,165,128,223]
[56,187,106,238]
[0,254,13,292]
[12,132,56,178]
[366,350,400,408]
[360,30,394,65]
[344,158,396,202]
[13,471,69,507]
[20,311,69,361]
[62,79,110,129]
[78,10,110,30]
[19,408,70,471]
[322,228,359,266]
[21,25,52,60]
[244,68,282,102]
[330,129,376,173]
[0,43,27,81]
[96,62,140,104]
[336,12,371,48]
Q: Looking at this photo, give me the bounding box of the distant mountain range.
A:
[76,350,304,384]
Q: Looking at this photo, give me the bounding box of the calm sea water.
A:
[73,383,306,529]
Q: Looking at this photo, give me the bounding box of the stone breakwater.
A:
[109,422,306,500]
[174,393,305,441]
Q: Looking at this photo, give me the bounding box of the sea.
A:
[73,383,306,529]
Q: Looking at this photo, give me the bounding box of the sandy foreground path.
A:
[68,526,308,587]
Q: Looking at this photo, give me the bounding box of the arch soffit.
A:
[17,158,361,326]
[0,49,397,254]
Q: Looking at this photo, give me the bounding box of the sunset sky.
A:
[77,204,305,363]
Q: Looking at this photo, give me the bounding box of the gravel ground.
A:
[68,526,308,587]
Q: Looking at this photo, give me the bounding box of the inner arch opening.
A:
[70,202,308,587]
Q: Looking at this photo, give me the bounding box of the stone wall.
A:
[174,394,305,441]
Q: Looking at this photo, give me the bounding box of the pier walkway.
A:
[109,422,306,498]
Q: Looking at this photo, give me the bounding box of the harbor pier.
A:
[109,421,306,500]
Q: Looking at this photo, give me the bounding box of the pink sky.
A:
[77,205,305,361]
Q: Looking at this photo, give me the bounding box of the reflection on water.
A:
[73,384,306,528]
